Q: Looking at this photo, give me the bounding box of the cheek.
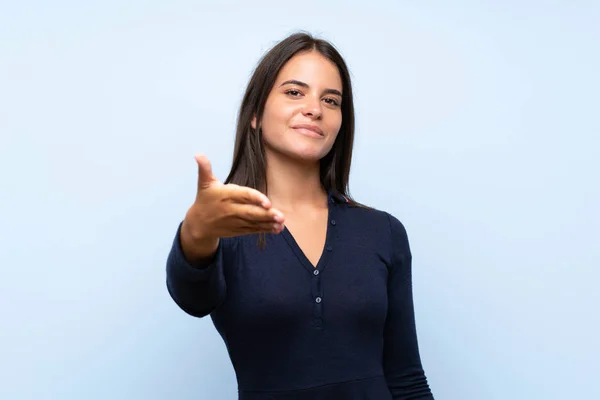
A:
[261,103,296,138]
[326,112,343,138]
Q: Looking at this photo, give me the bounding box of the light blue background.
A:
[1,1,598,399]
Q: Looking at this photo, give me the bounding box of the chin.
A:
[264,137,332,163]
[286,144,330,162]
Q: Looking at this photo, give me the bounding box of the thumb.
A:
[194,153,218,190]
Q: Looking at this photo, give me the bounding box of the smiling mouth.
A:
[291,124,324,138]
[292,127,324,138]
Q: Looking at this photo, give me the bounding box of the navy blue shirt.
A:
[166,190,434,399]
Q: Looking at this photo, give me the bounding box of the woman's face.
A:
[254,51,343,163]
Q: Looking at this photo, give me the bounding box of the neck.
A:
[265,151,327,211]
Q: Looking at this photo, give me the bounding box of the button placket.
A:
[311,206,339,330]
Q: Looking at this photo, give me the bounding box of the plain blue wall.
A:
[1,1,598,399]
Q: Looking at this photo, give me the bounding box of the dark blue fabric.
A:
[166,191,434,399]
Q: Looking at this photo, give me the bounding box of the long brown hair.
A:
[224,32,360,207]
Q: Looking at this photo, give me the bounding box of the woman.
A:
[166,32,435,400]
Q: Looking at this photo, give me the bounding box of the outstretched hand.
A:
[183,153,285,241]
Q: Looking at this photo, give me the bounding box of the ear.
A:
[251,115,257,130]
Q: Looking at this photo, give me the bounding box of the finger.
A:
[271,222,285,234]
[226,185,272,209]
[195,153,217,190]
[232,204,285,224]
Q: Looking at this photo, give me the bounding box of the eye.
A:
[285,89,303,97]
[323,97,340,106]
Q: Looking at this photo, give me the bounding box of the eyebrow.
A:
[279,79,342,97]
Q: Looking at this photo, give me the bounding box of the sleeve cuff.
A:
[167,222,223,282]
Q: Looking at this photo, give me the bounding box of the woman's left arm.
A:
[383,213,435,400]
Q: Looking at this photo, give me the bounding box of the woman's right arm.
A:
[165,222,229,318]
[165,153,285,318]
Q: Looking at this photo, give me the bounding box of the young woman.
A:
[166,32,435,400]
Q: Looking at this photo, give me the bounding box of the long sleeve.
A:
[383,214,434,399]
[165,222,229,318]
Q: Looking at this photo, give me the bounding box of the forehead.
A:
[276,51,343,90]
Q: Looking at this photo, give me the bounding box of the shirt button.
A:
[330,219,336,225]
[315,297,322,303]
[313,269,319,276]
[326,245,332,252]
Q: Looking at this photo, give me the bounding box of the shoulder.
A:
[340,203,410,256]
[345,203,407,235]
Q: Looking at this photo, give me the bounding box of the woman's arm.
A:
[383,213,434,399]
[165,222,229,318]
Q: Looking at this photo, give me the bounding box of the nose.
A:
[302,96,322,119]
